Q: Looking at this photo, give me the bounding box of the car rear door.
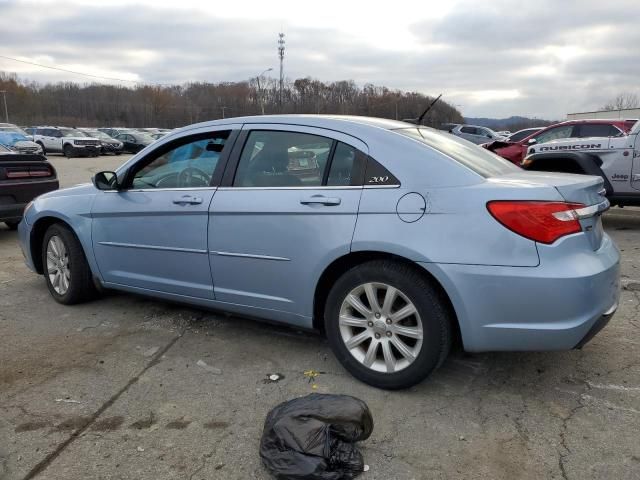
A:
[208,124,366,322]
[91,125,240,298]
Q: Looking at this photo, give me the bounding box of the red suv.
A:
[483,119,636,165]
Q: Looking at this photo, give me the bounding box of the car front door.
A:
[208,124,366,323]
[91,125,239,298]
[42,129,62,153]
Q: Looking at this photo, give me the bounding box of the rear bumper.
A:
[420,233,620,352]
[0,178,59,222]
[574,301,617,349]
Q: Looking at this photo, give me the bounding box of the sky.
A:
[0,0,638,119]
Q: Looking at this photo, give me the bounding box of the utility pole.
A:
[220,106,228,119]
[0,91,8,122]
[278,32,285,111]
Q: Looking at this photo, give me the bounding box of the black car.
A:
[115,132,155,153]
[0,144,59,229]
[79,129,124,155]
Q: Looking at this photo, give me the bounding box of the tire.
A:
[324,260,452,389]
[63,144,74,158]
[42,223,97,305]
[36,142,46,156]
[4,220,19,230]
[115,152,122,156]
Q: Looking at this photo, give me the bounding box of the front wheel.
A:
[63,144,74,158]
[42,224,97,304]
[325,260,452,389]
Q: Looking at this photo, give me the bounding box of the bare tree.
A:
[603,92,640,111]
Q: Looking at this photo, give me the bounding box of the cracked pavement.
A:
[1,155,639,479]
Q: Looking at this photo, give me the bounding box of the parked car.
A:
[98,127,135,139]
[450,124,508,144]
[522,120,640,207]
[32,127,101,157]
[0,145,58,229]
[115,132,155,153]
[151,132,168,140]
[506,127,544,143]
[78,129,123,155]
[18,116,620,389]
[0,124,43,155]
[495,130,511,137]
[483,119,636,164]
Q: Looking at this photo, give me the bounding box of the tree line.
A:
[0,72,463,129]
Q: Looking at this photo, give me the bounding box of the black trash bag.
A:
[260,393,374,480]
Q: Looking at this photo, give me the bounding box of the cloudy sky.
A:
[0,0,637,119]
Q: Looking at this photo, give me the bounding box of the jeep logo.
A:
[539,144,602,152]
[611,173,629,181]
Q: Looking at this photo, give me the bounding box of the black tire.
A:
[36,142,46,155]
[324,260,452,389]
[4,220,19,230]
[63,144,74,158]
[115,152,122,156]
[42,223,97,305]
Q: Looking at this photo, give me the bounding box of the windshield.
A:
[59,128,85,137]
[0,132,29,145]
[0,126,28,135]
[134,133,155,143]
[394,127,520,178]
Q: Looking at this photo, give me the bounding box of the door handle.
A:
[172,195,203,205]
[300,195,341,206]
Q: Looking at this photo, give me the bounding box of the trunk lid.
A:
[490,171,607,250]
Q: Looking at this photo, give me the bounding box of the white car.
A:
[450,124,509,144]
[32,127,101,157]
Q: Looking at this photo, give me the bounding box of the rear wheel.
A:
[42,224,96,304]
[325,260,452,389]
[63,144,74,158]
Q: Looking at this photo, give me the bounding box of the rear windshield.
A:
[394,127,520,178]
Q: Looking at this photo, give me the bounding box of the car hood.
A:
[38,182,96,200]
[14,140,41,149]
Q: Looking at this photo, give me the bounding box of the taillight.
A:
[6,166,52,179]
[487,201,584,244]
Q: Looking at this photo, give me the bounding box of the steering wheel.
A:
[177,167,211,188]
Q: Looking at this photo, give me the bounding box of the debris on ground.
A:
[196,359,222,375]
[264,373,285,384]
[260,393,373,479]
[136,446,145,452]
[54,398,82,404]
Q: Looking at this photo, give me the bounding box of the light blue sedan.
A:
[18,115,620,389]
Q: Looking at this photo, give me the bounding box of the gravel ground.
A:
[1,154,639,480]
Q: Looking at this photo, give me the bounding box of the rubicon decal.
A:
[539,144,602,152]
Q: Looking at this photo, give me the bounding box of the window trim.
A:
[119,129,239,191]
[222,128,368,189]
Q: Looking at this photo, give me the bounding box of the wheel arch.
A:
[29,216,91,275]
[524,151,614,194]
[312,250,463,347]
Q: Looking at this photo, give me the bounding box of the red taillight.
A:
[6,167,52,179]
[487,201,584,244]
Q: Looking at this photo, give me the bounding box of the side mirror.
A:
[527,138,537,145]
[93,171,119,191]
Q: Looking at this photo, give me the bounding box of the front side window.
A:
[234,131,333,187]
[129,131,230,189]
[460,126,478,135]
[534,125,574,144]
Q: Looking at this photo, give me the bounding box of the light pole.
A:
[256,68,273,115]
[0,91,8,122]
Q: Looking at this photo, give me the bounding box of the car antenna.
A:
[416,93,442,126]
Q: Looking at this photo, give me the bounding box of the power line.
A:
[0,54,142,84]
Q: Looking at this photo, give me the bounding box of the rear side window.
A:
[460,126,478,134]
[578,124,622,138]
[395,127,519,178]
[534,125,575,144]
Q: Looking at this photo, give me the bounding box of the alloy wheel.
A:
[339,282,423,373]
[46,235,70,295]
